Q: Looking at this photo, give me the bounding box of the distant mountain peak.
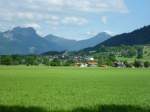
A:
[12,27,36,34]
[13,26,35,31]
[94,32,111,38]
[98,32,109,35]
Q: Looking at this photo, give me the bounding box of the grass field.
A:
[0,66,150,112]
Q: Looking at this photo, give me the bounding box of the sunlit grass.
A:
[0,66,150,112]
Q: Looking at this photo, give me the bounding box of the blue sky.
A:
[0,0,150,40]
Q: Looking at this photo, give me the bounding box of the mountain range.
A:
[45,32,110,51]
[1,25,150,55]
[0,27,110,55]
[84,25,150,51]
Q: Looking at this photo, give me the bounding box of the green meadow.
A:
[0,66,150,112]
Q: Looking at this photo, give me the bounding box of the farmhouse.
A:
[87,61,98,67]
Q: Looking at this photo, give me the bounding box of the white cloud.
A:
[0,0,128,24]
[23,23,41,29]
[101,16,107,24]
[0,0,128,16]
[0,0,128,38]
[42,0,128,13]
[113,0,129,13]
[62,16,88,26]
[85,31,98,36]
[17,12,35,20]
[45,15,61,26]
[45,15,88,26]
[104,30,115,36]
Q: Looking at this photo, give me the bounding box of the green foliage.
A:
[50,58,61,66]
[123,61,133,68]
[63,60,75,66]
[137,47,144,59]
[25,56,39,66]
[134,60,144,68]
[0,55,12,65]
[144,61,150,68]
[42,57,50,66]
[121,47,137,58]
[97,54,116,66]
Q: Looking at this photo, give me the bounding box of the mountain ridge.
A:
[83,25,150,52]
[100,25,150,46]
[0,27,110,55]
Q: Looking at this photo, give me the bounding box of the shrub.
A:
[144,61,150,68]
[134,60,144,68]
[124,61,133,68]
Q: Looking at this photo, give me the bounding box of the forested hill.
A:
[93,25,150,49]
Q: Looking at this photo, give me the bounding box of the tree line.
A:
[0,55,74,66]
[0,55,149,68]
